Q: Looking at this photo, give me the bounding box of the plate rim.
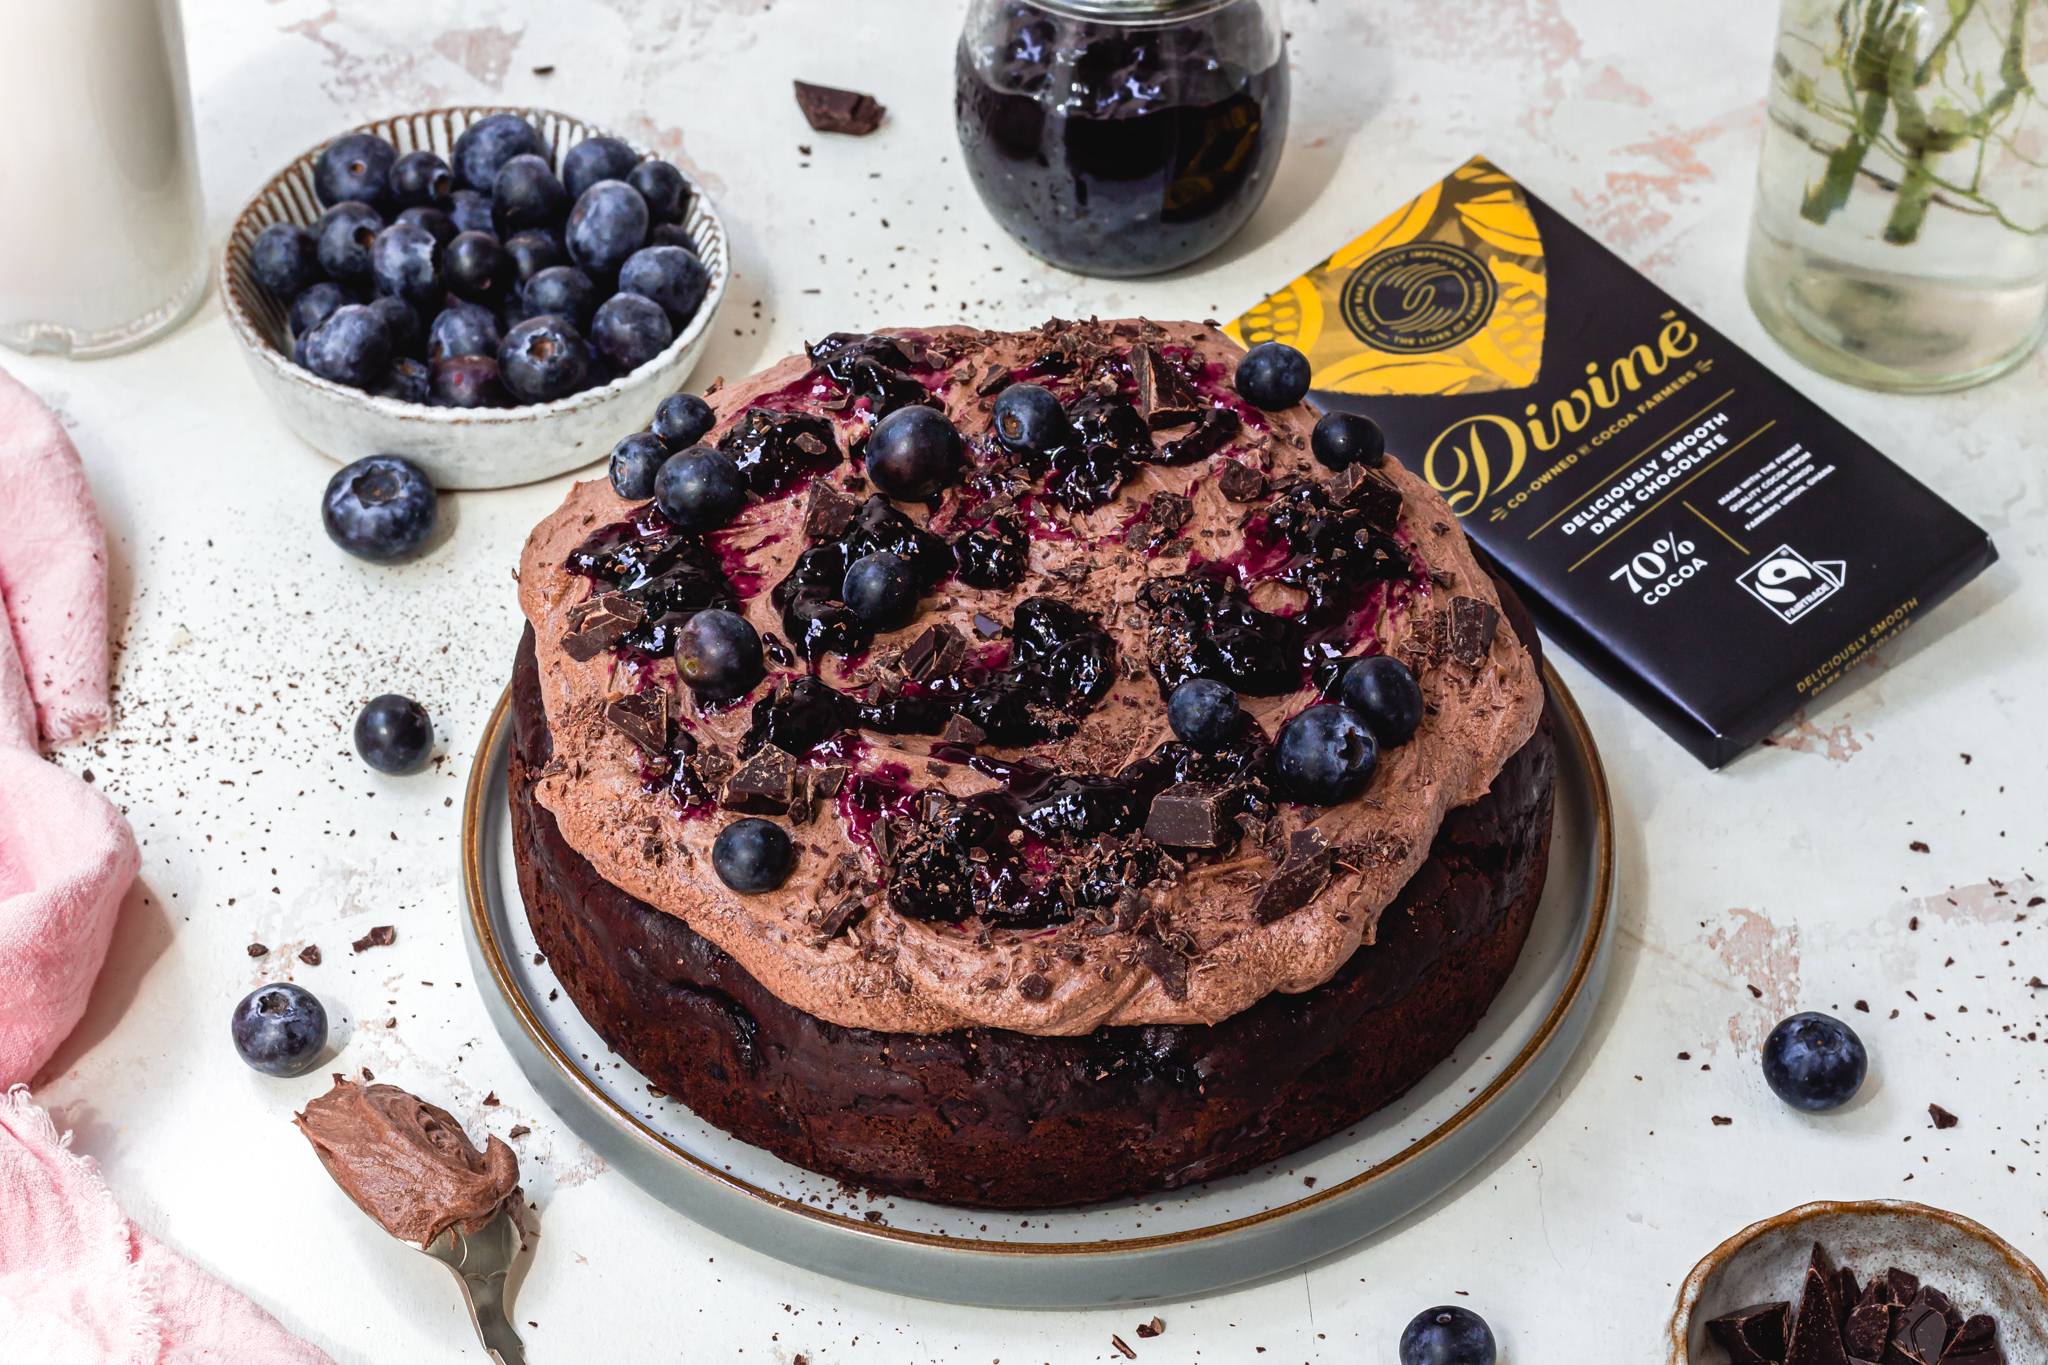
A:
[461,659,1613,1259]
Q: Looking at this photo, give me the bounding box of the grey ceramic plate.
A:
[460,665,1614,1307]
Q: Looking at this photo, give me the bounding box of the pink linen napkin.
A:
[0,1087,335,1364]
[0,364,137,1088]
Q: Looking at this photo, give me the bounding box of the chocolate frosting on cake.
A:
[294,1078,521,1245]
[516,319,1544,1035]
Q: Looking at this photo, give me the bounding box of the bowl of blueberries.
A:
[222,107,728,490]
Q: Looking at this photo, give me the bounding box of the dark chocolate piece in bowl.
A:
[1708,1301,1791,1365]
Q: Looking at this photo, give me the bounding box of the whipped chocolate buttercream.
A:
[517,319,1544,1036]
[295,1078,521,1245]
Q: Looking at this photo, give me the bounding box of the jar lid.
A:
[1031,0,1242,20]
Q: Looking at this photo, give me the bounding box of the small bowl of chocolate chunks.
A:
[1667,1200,2046,1365]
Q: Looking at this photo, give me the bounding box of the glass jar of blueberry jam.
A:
[956,0,1289,277]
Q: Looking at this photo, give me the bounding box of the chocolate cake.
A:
[510,319,1554,1208]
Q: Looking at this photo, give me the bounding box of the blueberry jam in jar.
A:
[956,0,1289,277]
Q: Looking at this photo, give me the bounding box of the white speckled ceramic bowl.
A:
[1668,1200,2048,1364]
[222,107,728,491]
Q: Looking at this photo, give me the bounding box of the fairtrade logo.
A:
[1339,242,1499,355]
[1736,544,1847,624]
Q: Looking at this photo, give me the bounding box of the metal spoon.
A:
[411,1205,526,1364]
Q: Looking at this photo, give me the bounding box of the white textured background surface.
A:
[8,0,2045,1360]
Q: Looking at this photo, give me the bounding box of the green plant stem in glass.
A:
[1747,0,2048,391]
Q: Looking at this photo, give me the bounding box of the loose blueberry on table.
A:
[712,817,793,893]
[231,983,329,1078]
[251,121,706,405]
[1761,1011,1868,1111]
[354,694,435,773]
[1399,1306,1496,1365]
[322,454,437,561]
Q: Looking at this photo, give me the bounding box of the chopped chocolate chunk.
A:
[562,592,645,662]
[602,691,670,755]
[787,769,816,825]
[1709,1302,1792,1365]
[902,622,968,681]
[1130,344,1200,428]
[1216,460,1267,502]
[802,479,860,540]
[1110,1335,1137,1361]
[1143,782,1232,849]
[1887,1269,1922,1306]
[1016,973,1051,1001]
[809,764,847,798]
[1938,1315,2000,1363]
[1135,1317,1165,1340]
[1329,464,1404,530]
[1134,939,1188,1001]
[941,713,987,745]
[693,746,736,789]
[793,80,885,135]
[975,363,1011,397]
[351,925,396,953]
[1148,490,1193,534]
[1928,1103,1958,1129]
[246,942,268,958]
[1253,829,1333,924]
[508,1125,531,1140]
[1788,1242,1848,1365]
[723,743,799,812]
[814,893,867,940]
[1447,596,1501,668]
[298,945,322,967]
[1891,1292,1953,1365]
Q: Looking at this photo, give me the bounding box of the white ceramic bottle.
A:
[0,0,208,358]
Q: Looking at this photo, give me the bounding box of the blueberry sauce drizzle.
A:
[716,408,840,496]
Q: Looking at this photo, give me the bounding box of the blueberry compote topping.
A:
[741,595,1115,754]
[565,504,741,654]
[1257,478,1413,624]
[772,495,956,659]
[1139,573,1301,697]
[885,724,1275,928]
[1046,395,1152,511]
[806,332,940,420]
[950,512,1030,589]
[716,408,840,497]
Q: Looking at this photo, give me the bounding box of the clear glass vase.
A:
[1745,0,2048,392]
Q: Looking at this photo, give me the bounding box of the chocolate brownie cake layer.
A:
[510,625,1555,1209]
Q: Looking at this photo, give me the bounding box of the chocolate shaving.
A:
[1016,973,1051,1002]
[1928,1103,1959,1129]
[801,480,859,539]
[793,80,885,135]
[813,893,867,940]
[941,712,987,745]
[1252,829,1333,923]
[351,925,396,953]
[298,945,322,966]
[508,1125,530,1140]
[1216,460,1268,502]
[1447,596,1500,668]
[562,593,645,662]
[902,622,967,681]
[602,691,670,755]
[787,768,815,825]
[1130,344,1200,428]
[246,943,267,958]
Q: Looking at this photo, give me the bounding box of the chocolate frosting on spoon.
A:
[295,1077,521,1245]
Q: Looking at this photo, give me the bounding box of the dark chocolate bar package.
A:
[1228,156,1996,767]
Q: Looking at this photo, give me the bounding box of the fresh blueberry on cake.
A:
[511,319,1552,1208]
